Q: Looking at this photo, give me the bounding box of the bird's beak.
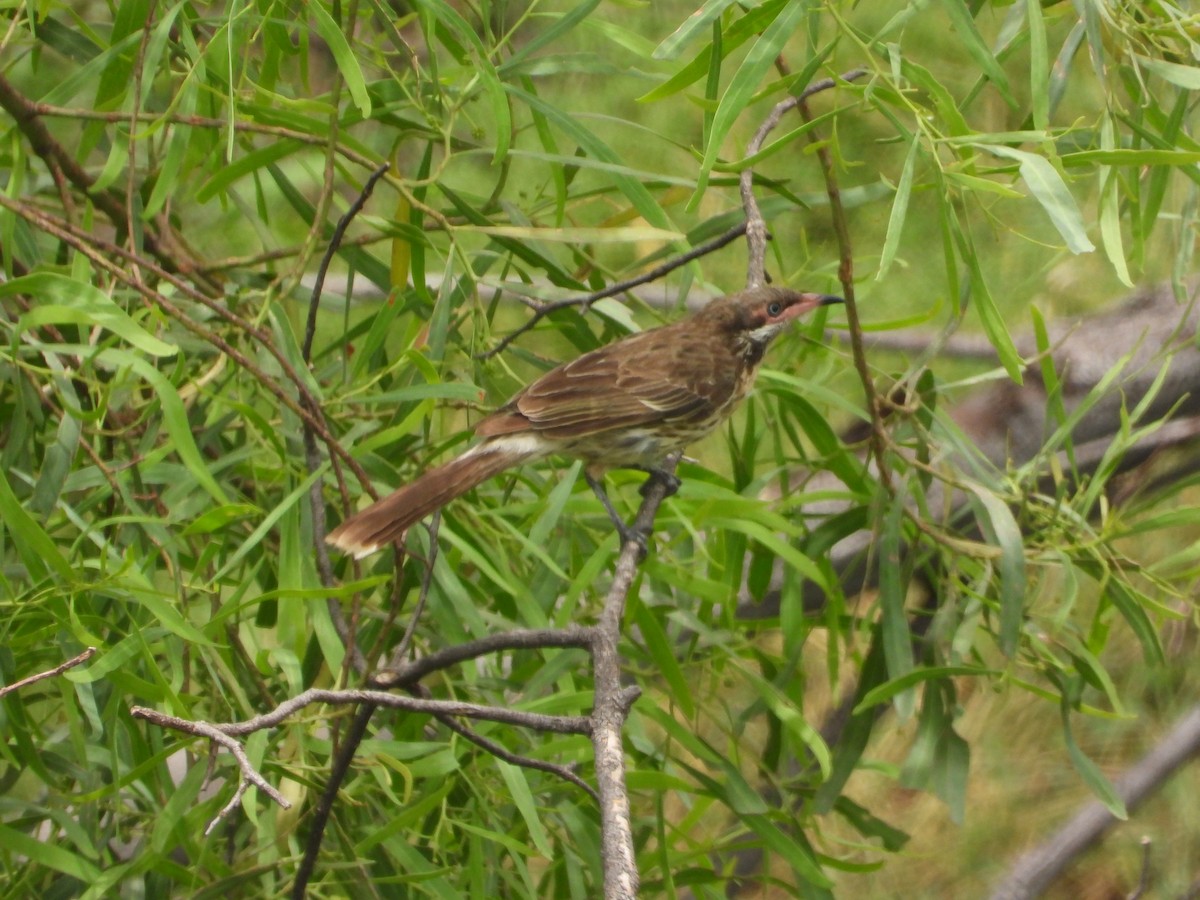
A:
[795,292,844,313]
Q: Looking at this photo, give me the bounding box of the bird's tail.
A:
[326,438,541,559]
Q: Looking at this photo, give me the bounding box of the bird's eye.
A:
[767,301,782,317]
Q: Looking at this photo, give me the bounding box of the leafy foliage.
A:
[1,1,1198,897]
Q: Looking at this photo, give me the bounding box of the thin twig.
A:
[375,625,594,688]
[387,510,441,670]
[797,75,892,491]
[31,103,379,170]
[0,647,97,699]
[293,702,375,900]
[130,707,293,834]
[433,706,598,801]
[303,162,390,360]
[477,222,749,360]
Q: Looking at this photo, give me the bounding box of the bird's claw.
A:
[639,469,681,499]
[618,524,649,562]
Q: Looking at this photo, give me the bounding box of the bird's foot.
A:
[638,467,681,498]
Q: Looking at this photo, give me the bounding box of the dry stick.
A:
[374,625,594,688]
[131,690,593,835]
[478,222,749,360]
[131,692,589,739]
[591,452,680,900]
[989,704,1200,900]
[433,707,598,800]
[300,161,390,666]
[0,647,97,700]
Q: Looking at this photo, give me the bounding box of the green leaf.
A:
[308,1,372,115]
[1135,54,1200,89]
[878,487,914,717]
[0,824,103,883]
[1061,702,1127,819]
[694,1,805,201]
[652,0,743,60]
[938,0,1015,107]
[877,133,920,281]
[0,469,74,582]
[734,662,832,779]
[977,144,1096,254]
[855,666,999,713]
[494,760,554,859]
[6,273,177,357]
[963,481,1026,656]
[96,349,229,504]
[633,601,695,719]
[1025,0,1048,130]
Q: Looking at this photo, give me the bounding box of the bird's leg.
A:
[584,472,647,558]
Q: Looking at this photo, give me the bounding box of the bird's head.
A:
[704,286,842,353]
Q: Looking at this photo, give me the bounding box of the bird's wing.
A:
[476,327,737,440]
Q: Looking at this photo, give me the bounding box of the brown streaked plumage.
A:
[327,286,841,558]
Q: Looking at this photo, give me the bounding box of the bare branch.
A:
[374,626,594,688]
[434,707,599,801]
[129,707,293,835]
[0,647,97,700]
[478,222,749,360]
[591,452,680,900]
[989,705,1200,900]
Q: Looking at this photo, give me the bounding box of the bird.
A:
[327,285,842,558]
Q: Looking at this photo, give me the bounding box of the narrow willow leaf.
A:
[1098,117,1133,287]
[196,139,302,201]
[308,1,371,115]
[6,273,177,357]
[0,825,102,883]
[877,134,920,281]
[652,0,741,59]
[695,1,804,201]
[210,467,324,583]
[978,144,1095,253]
[495,760,554,858]
[1025,0,1048,130]
[854,665,999,713]
[964,482,1026,656]
[741,813,832,888]
[31,411,81,518]
[390,195,412,289]
[457,225,684,243]
[633,601,695,719]
[938,0,1015,107]
[637,2,784,103]
[463,93,680,234]
[734,663,832,779]
[0,468,74,582]
[879,488,914,717]
[959,229,1025,382]
[1136,54,1200,89]
[1061,703,1128,819]
[498,0,600,71]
